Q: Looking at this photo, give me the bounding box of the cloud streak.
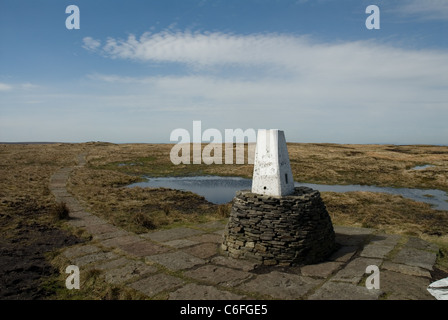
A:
[0,82,40,91]
[398,0,448,21]
[82,37,102,52]
[80,30,448,143]
[83,30,448,103]
[8,29,445,144]
[86,30,311,71]
[0,83,13,91]
[83,30,448,83]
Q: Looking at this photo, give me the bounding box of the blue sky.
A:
[1,0,447,144]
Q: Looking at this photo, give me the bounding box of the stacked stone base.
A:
[221,187,336,266]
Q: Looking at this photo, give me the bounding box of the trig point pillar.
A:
[251,129,295,197]
[221,129,336,266]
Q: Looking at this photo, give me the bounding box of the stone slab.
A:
[210,256,258,272]
[93,229,130,241]
[68,210,91,219]
[334,226,374,246]
[103,261,158,285]
[404,237,439,252]
[194,220,227,231]
[93,257,131,271]
[238,271,322,299]
[380,270,434,300]
[66,204,86,214]
[168,283,244,300]
[308,281,382,300]
[300,261,343,278]
[101,235,144,249]
[329,246,358,262]
[146,251,205,271]
[184,265,252,287]
[68,215,107,228]
[334,226,374,236]
[51,183,70,191]
[61,198,84,209]
[83,223,120,236]
[187,233,223,244]
[392,247,437,270]
[369,234,401,247]
[381,261,432,278]
[142,227,205,242]
[63,245,101,259]
[360,244,395,259]
[129,273,185,297]
[72,251,118,267]
[183,243,219,259]
[163,239,199,248]
[331,257,382,284]
[119,240,170,257]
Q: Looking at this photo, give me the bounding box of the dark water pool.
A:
[127,176,448,210]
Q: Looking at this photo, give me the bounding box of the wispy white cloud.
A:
[78,29,448,144]
[84,31,314,70]
[82,36,102,52]
[83,30,448,84]
[20,82,40,89]
[0,82,40,91]
[5,29,448,144]
[84,29,448,97]
[0,82,13,91]
[396,0,448,21]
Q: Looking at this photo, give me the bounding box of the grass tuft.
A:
[51,202,70,220]
[217,203,231,217]
[132,211,157,230]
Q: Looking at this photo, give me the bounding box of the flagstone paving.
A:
[49,154,445,300]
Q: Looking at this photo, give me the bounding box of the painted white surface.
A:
[428,277,448,300]
[251,129,295,196]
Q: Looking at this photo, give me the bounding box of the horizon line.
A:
[1,141,447,147]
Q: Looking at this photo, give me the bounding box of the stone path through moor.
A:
[49,153,439,300]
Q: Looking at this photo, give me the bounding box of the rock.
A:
[221,187,336,266]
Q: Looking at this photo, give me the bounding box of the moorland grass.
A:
[2,142,448,299]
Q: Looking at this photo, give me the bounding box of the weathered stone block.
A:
[222,187,336,266]
[245,241,255,248]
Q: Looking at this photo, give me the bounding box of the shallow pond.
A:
[411,164,435,170]
[127,176,448,211]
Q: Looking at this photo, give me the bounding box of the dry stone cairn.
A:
[221,129,336,266]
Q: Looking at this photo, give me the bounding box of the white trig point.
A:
[251,129,295,197]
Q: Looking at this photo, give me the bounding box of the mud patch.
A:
[0,213,82,299]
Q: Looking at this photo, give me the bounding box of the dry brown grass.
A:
[322,191,448,237]
[67,165,221,234]
[2,142,448,277]
[0,143,87,225]
[288,143,448,192]
[62,142,448,238]
[81,142,448,191]
[50,202,70,221]
[45,251,147,300]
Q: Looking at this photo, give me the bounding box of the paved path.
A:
[49,154,439,300]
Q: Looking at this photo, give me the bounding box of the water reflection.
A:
[411,164,435,170]
[127,176,448,210]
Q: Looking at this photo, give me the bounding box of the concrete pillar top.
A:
[251,129,295,197]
